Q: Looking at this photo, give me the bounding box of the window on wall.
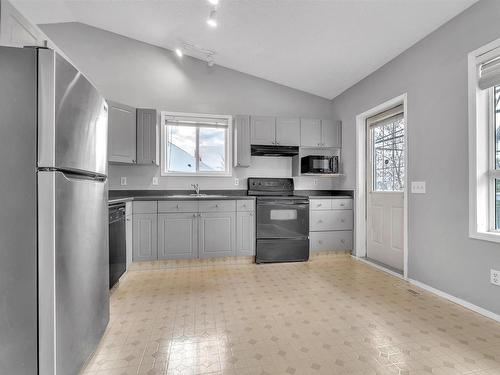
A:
[468,39,500,242]
[367,105,405,192]
[160,112,232,176]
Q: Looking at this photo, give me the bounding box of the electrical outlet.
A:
[152,177,159,185]
[234,178,239,186]
[491,269,500,286]
[313,179,318,186]
[411,181,426,194]
[120,177,127,186]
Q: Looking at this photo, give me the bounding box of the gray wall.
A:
[40,22,340,191]
[332,0,500,314]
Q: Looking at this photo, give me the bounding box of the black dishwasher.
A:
[109,203,126,288]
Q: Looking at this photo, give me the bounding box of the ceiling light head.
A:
[175,48,183,57]
[208,0,219,5]
[207,9,218,28]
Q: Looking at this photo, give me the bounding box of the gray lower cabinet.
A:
[234,115,251,167]
[236,211,255,256]
[108,100,137,164]
[133,213,158,261]
[198,212,236,258]
[136,108,158,165]
[158,213,197,259]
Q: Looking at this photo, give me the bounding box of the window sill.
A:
[160,172,233,178]
[470,230,500,243]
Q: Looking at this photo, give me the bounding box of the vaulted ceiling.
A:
[13,0,477,99]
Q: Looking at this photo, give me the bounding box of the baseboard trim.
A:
[353,255,500,323]
[408,278,500,323]
[352,255,405,280]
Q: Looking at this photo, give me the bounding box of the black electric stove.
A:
[248,178,309,263]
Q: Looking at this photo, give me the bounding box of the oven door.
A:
[256,199,309,239]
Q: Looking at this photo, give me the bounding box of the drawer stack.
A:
[309,197,353,252]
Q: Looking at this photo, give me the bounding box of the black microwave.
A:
[301,155,338,174]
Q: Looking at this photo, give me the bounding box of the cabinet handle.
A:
[126,218,131,222]
[341,219,345,223]
[132,159,136,163]
[318,240,323,244]
[340,203,345,207]
[176,204,179,209]
[318,220,323,223]
[215,204,219,208]
[341,239,345,243]
[276,142,280,145]
[249,213,253,216]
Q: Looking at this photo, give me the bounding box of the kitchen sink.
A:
[168,194,227,198]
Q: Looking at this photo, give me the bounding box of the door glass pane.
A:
[166,125,196,173]
[495,86,500,169]
[199,127,226,172]
[372,114,405,192]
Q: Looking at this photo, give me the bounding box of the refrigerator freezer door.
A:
[38,49,108,176]
[39,171,109,375]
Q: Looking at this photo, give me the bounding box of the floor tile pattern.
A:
[83,254,500,375]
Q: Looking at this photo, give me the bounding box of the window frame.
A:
[468,39,500,243]
[160,111,233,177]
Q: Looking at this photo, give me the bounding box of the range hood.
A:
[251,145,299,157]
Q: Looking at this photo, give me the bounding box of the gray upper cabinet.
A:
[321,119,342,148]
[198,212,236,258]
[300,118,322,147]
[276,117,300,146]
[108,100,137,164]
[158,213,197,259]
[132,213,157,261]
[136,108,158,165]
[234,115,251,167]
[0,0,45,47]
[250,116,276,145]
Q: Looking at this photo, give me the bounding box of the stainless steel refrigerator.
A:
[0,46,109,374]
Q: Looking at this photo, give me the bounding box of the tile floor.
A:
[82,254,500,375]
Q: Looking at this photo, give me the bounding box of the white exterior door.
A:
[366,106,405,271]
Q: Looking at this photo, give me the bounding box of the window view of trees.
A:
[372,115,405,192]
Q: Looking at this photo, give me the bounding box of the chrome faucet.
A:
[191,183,200,195]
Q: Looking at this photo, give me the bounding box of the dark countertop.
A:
[108,189,354,205]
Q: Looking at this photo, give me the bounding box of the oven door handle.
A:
[257,201,309,207]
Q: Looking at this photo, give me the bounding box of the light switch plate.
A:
[491,269,500,286]
[234,178,239,186]
[411,181,426,194]
[120,177,127,186]
[152,177,159,185]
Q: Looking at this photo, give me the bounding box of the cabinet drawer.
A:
[199,200,236,212]
[237,200,255,212]
[310,199,332,210]
[158,200,198,213]
[310,231,353,252]
[310,210,353,231]
[133,201,157,214]
[331,199,353,210]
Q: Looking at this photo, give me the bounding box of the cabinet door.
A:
[198,212,236,258]
[0,0,45,47]
[236,211,255,256]
[234,115,251,167]
[276,117,300,146]
[136,108,158,165]
[125,202,133,269]
[108,100,137,164]
[322,119,342,148]
[132,213,157,261]
[250,116,276,145]
[300,118,322,147]
[158,213,197,259]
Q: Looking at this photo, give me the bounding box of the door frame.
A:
[354,93,408,279]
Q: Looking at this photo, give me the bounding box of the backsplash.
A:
[108,156,346,190]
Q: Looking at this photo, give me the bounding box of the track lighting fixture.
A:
[175,48,183,57]
[207,0,219,5]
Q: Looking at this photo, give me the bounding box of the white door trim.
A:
[354,93,409,279]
